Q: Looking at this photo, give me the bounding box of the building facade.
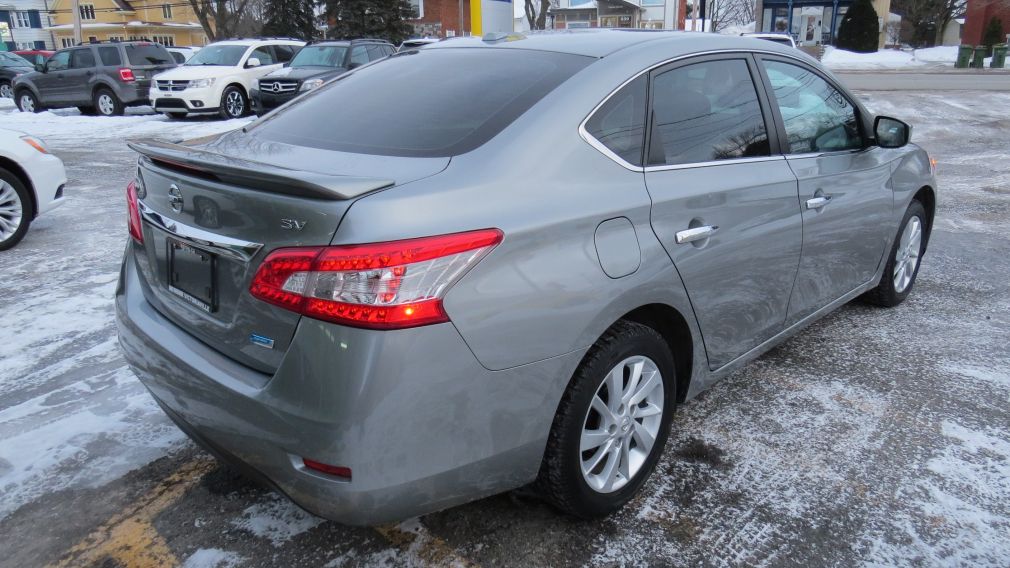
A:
[754,0,891,48]
[46,0,208,48]
[0,0,56,50]
[963,0,1010,45]
[551,0,685,31]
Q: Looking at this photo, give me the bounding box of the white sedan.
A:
[0,128,67,250]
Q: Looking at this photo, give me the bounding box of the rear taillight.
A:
[249,229,503,330]
[118,68,135,82]
[126,180,143,243]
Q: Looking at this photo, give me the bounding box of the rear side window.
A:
[251,49,591,157]
[98,46,122,66]
[649,59,770,166]
[249,47,275,65]
[584,75,647,166]
[70,49,96,69]
[126,44,173,65]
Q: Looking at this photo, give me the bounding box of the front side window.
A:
[584,75,647,166]
[250,48,591,157]
[185,45,248,67]
[649,58,770,166]
[762,60,862,153]
[47,50,71,71]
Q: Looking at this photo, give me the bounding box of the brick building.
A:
[963,0,1010,45]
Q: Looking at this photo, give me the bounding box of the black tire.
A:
[219,85,247,119]
[0,167,34,251]
[0,80,12,99]
[93,88,124,116]
[77,105,96,115]
[16,90,43,113]
[166,112,187,120]
[863,200,928,308]
[536,320,676,518]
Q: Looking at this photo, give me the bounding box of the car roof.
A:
[426,29,801,59]
[308,39,392,46]
[209,39,305,47]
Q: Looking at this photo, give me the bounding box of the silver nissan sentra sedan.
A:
[116,30,936,524]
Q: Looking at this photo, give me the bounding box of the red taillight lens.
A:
[118,68,135,82]
[302,459,351,479]
[126,181,143,243]
[249,229,503,330]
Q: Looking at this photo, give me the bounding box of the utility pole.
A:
[72,0,82,45]
[691,0,697,31]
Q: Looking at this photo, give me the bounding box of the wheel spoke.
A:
[622,359,644,403]
[591,394,616,424]
[605,366,623,413]
[632,421,656,453]
[580,429,610,452]
[632,402,662,418]
[618,442,631,482]
[628,371,660,406]
[599,446,621,492]
[583,439,614,473]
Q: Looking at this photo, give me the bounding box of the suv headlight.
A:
[189,78,216,89]
[299,79,324,92]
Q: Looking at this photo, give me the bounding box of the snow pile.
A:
[823,45,964,70]
[182,549,245,568]
[231,494,323,546]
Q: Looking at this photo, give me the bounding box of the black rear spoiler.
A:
[127,138,395,201]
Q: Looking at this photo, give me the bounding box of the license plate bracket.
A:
[168,238,216,312]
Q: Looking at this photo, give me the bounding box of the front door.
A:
[643,55,803,369]
[755,57,894,323]
[35,50,70,105]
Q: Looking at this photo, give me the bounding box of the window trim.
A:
[579,48,868,172]
[752,53,871,157]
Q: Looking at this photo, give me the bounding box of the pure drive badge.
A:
[250,334,275,349]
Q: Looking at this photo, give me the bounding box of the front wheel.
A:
[219,86,247,119]
[0,167,33,250]
[536,320,676,518]
[16,90,43,113]
[0,81,12,99]
[863,200,927,307]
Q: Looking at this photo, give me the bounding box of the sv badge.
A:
[280,219,307,231]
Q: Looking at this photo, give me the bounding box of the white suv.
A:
[150,39,304,119]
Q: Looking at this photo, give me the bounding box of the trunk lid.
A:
[127,133,449,372]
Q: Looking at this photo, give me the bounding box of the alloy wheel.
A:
[580,355,664,493]
[0,83,11,99]
[893,216,922,294]
[0,180,24,243]
[19,94,34,112]
[98,94,115,116]
[225,91,244,117]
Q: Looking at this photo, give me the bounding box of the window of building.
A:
[16,41,35,50]
[407,0,423,19]
[585,74,647,166]
[79,4,96,20]
[648,59,770,166]
[641,0,664,6]
[61,37,75,48]
[151,34,175,46]
[14,11,31,28]
[761,60,863,153]
[162,4,173,18]
[108,35,124,41]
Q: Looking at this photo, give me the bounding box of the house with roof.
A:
[0,0,56,50]
[550,0,685,30]
[45,0,208,48]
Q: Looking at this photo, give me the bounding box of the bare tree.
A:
[525,0,551,30]
[890,0,967,46]
[188,0,255,40]
[707,0,754,32]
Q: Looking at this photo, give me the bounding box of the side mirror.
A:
[874,116,911,148]
[347,61,361,69]
[246,57,261,68]
[35,63,46,73]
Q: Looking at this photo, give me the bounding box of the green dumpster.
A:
[956,44,974,68]
[971,46,987,68]
[992,44,1008,68]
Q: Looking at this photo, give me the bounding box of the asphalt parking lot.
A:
[1,90,1009,567]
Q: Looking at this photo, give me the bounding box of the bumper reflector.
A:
[303,458,352,480]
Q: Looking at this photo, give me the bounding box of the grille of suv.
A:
[258,80,299,94]
[157,80,190,92]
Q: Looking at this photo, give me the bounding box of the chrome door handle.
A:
[806,196,832,209]
[675,225,718,244]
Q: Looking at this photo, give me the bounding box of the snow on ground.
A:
[823,45,967,70]
[231,493,324,546]
[181,548,246,568]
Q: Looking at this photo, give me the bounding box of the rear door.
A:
[65,48,97,104]
[643,54,803,370]
[754,56,893,323]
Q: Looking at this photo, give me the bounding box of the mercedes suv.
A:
[251,39,394,116]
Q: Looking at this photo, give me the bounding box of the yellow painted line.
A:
[470,0,482,37]
[374,523,478,567]
[49,458,216,568]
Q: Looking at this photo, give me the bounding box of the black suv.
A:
[0,52,35,99]
[13,41,176,116]
[250,38,395,116]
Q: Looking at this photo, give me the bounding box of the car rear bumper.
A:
[115,249,579,524]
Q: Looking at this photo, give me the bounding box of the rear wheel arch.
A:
[618,304,694,403]
[0,157,37,219]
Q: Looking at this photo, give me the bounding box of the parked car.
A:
[13,50,54,67]
[397,37,439,51]
[13,41,176,116]
[0,128,67,250]
[166,46,201,64]
[0,52,35,99]
[117,31,936,525]
[742,33,798,48]
[251,39,394,116]
[149,39,304,119]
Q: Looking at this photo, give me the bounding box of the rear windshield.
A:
[249,48,591,157]
[126,44,173,65]
[291,45,348,67]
